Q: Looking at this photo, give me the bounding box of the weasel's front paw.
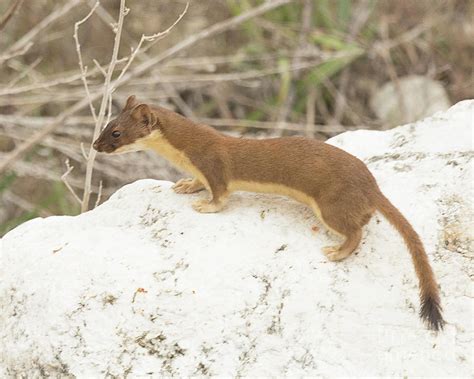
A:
[192,199,222,213]
[173,178,203,194]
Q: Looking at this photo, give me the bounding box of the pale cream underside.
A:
[123,131,341,236]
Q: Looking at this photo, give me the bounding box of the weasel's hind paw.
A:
[192,199,223,213]
[173,178,202,194]
[322,245,346,262]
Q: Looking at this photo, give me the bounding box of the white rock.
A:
[370,75,451,126]
[1,101,473,377]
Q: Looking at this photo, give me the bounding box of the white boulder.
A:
[1,101,472,377]
[370,75,451,126]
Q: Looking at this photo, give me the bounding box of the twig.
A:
[112,2,190,90]
[80,143,88,160]
[6,57,42,89]
[61,159,81,205]
[95,180,103,208]
[1,155,108,194]
[93,59,107,78]
[73,1,100,123]
[0,0,23,31]
[0,42,33,64]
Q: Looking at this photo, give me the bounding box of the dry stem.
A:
[80,0,127,213]
[61,159,81,205]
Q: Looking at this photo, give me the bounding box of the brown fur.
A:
[93,95,445,331]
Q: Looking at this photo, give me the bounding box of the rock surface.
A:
[1,101,473,377]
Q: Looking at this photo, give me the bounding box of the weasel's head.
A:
[93,95,158,154]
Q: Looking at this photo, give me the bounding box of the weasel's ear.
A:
[131,104,157,131]
[124,95,138,111]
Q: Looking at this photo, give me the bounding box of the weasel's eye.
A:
[112,130,121,138]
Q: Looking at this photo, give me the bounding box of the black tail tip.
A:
[420,296,445,332]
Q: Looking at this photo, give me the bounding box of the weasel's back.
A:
[226,136,377,198]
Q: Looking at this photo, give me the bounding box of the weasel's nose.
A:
[93,140,100,151]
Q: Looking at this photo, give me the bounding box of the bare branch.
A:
[6,57,42,89]
[143,2,190,42]
[80,143,88,160]
[74,1,100,123]
[94,180,103,208]
[61,159,82,205]
[93,59,107,78]
[113,2,190,90]
[0,42,33,64]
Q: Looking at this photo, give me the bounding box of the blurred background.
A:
[0,0,472,236]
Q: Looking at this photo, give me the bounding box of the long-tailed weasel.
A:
[93,95,445,331]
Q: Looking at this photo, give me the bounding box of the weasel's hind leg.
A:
[317,200,373,261]
[322,229,362,261]
[192,182,229,213]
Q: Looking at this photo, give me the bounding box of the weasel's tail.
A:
[374,191,445,331]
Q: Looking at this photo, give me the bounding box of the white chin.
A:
[111,144,144,155]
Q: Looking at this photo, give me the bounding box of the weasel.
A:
[93,95,445,331]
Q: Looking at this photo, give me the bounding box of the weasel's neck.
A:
[162,108,224,147]
[141,108,222,186]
